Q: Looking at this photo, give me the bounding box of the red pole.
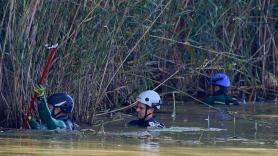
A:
[22,44,58,129]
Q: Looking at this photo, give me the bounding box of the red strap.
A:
[22,47,58,129]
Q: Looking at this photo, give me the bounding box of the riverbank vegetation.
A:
[0,0,277,127]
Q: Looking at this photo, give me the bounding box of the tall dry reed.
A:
[0,0,277,127]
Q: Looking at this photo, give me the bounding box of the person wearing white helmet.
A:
[128,90,165,128]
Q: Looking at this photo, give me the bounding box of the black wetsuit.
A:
[128,117,165,128]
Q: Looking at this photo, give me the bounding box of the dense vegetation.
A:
[0,0,277,127]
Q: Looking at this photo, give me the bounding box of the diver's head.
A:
[47,93,74,118]
[135,90,161,120]
[208,73,230,95]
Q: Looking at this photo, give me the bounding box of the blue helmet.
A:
[47,93,74,113]
[209,73,230,87]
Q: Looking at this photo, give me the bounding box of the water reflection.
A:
[138,140,160,156]
[1,136,278,156]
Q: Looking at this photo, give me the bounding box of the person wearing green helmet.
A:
[27,85,74,130]
[128,90,165,129]
[203,73,239,105]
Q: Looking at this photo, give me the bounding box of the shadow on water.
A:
[1,102,278,155]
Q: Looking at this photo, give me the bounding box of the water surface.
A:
[1,102,278,155]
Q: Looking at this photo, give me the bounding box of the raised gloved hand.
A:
[34,85,45,97]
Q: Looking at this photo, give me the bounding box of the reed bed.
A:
[0,0,277,127]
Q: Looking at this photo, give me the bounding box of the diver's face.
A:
[136,102,146,119]
[135,102,154,120]
[208,85,220,95]
[48,104,61,116]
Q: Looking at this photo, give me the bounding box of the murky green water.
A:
[1,102,278,155]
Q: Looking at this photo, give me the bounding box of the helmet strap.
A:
[51,107,63,118]
[214,86,227,95]
[55,114,69,120]
[143,106,153,121]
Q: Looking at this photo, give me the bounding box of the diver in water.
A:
[28,85,74,130]
[203,73,239,106]
[128,90,165,129]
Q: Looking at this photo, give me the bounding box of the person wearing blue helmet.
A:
[28,85,74,130]
[203,73,238,105]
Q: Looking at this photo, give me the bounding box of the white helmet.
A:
[136,90,161,109]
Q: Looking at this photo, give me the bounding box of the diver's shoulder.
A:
[147,118,165,129]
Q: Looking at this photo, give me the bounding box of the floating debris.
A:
[149,127,227,132]
[252,114,278,119]
[226,137,249,141]
[105,131,152,138]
